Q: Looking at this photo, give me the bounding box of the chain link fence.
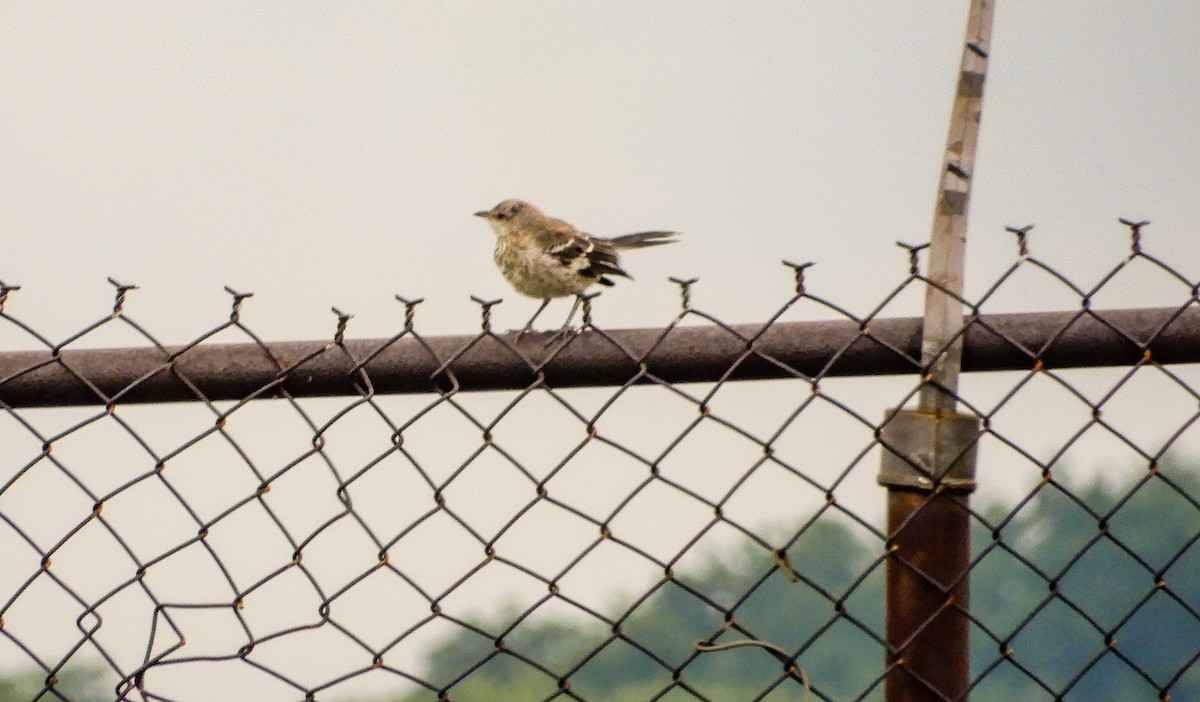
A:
[1,222,1199,702]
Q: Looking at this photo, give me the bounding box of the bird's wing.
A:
[532,217,583,254]
[538,220,629,279]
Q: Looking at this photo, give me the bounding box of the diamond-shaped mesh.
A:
[0,223,1198,702]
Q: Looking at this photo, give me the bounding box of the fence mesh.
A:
[1,222,1198,702]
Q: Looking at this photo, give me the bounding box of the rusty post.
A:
[880,2,993,700]
[880,409,979,701]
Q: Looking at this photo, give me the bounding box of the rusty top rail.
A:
[0,305,1195,408]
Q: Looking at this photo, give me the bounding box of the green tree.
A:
[386,458,1200,702]
[0,665,111,702]
[969,456,1200,701]
[393,517,886,701]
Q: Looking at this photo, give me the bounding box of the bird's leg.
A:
[561,295,582,332]
[518,299,551,337]
[544,295,583,348]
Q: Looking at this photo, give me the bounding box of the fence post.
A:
[878,2,993,700]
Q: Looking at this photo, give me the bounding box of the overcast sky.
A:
[3,3,1198,346]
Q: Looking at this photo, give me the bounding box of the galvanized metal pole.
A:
[917,0,993,417]
[880,2,993,701]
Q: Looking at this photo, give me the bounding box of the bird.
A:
[474,199,679,337]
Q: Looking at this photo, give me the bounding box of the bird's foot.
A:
[542,325,580,349]
[508,324,579,349]
[508,325,543,343]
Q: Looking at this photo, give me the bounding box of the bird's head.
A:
[474,199,540,235]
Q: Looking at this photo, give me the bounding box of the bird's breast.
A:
[494,239,595,299]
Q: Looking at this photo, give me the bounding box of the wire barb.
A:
[396,295,425,332]
[0,279,21,310]
[1118,217,1150,254]
[107,277,139,315]
[1004,224,1034,257]
[331,307,352,344]
[669,277,699,311]
[470,295,503,332]
[576,291,600,327]
[224,286,254,322]
[782,260,816,294]
[895,241,930,275]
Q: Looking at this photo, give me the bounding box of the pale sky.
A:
[2,4,1199,701]
[4,3,1198,344]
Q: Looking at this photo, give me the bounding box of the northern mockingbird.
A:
[474,199,679,336]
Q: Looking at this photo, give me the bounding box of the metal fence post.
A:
[878,2,993,700]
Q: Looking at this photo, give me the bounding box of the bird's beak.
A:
[473,210,490,218]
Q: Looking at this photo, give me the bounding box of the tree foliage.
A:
[390,458,1200,701]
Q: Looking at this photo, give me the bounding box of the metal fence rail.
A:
[0,222,1198,702]
[2,304,1198,408]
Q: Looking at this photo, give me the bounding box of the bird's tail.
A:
[607,231,679,249]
